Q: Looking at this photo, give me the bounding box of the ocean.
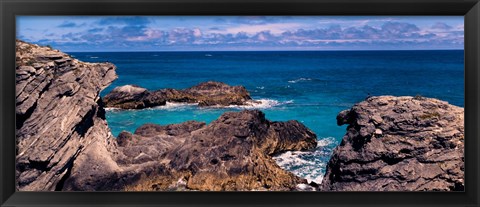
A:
[70,50,464,184]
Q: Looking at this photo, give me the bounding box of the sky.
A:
[16,16,464,52]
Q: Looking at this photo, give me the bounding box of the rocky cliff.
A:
[15,40,118,190]
[320,96,464,191]
[15,40,317,191]
[103,81,253,109]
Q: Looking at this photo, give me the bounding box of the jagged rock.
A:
[15,40,118,191]
[103,81,253,109]
[116,121,206,165]
[63,110,317,191]
[184,81,252,106]
[320,96,464,191]
[126,110,317,191]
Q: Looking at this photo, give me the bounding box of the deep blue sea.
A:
[70,50,464,184]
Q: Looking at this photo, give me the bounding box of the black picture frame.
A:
[1,0,479,206]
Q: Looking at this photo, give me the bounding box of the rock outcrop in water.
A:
[103,81,253,109]
[63,110,317,191]
[100,85,166,109]
[15,40,118,191]
[119,110,318,191]
[320,96,464,191]
[15,40,317,191]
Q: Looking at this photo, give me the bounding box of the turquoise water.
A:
[70,50,464,183]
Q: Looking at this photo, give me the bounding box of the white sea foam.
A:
[295,183,316,191]
[104,107,121,111]
[105,99,289,112]
[90,56,99,59]
[104,102,198,112]
[223,99,293,109]
[288,77,312,83]
[152,102,198,111]
[273,137,337,184]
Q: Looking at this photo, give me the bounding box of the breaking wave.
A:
[104,102,199,112]
[288,78,312,83]
[105,99,291,112]
[224,99,294,109]
[273,137,338,184]
[152,102,199,111]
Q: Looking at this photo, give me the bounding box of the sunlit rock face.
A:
[15,40,118,191]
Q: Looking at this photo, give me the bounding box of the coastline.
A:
[15,40,464,191]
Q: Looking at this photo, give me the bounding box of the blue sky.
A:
[17,16,463,52]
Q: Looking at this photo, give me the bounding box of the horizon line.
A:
[65,48,465,53]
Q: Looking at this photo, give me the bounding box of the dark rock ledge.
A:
[103,81,253,109]
[319,96,464,191]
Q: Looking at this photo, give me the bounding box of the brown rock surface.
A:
[63,110,317,191]
[101,85,165,109]
[184,81,253,106]
[163,110,317,191]
[320,96,464,191]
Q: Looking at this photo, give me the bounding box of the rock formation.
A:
[143,110,317,191]
[320,96,464,191]
[15,40,317,191]
[64,110,318,191]
[15,40,118,191]
[103,81,253,109]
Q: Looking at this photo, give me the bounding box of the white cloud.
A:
[193,28,202,37]
[316,18,397,27]
[214,23,304,35]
